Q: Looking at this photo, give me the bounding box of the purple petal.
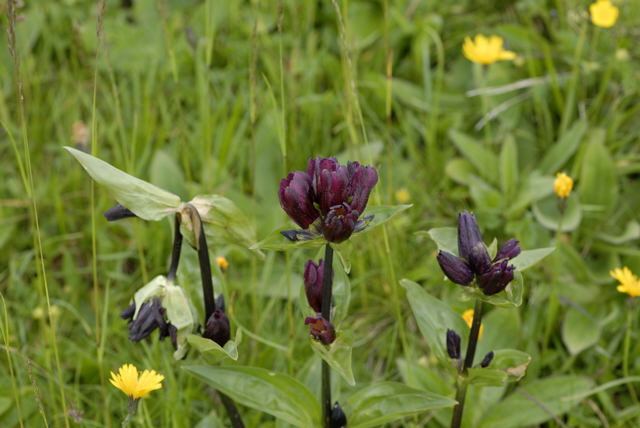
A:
[495,239,521,261]
[437,251,474,285]
[457,211,483,261]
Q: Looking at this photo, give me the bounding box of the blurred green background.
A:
[1,0,639,426]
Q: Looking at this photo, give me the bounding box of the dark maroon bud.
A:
[345,161,378,215]
[104,204,137,221]
[330,402,347,428]
[120,302,135,320]
[457,211,484,261]
[159,322,178,351]
[494,239,521,261]
[322,203,359,243]
[468,242,492,275]
[437,251,474,285]
[304,259,327,313]
[203,310,231,347]
[477,260,515,295]
[278,171,319,229]
[128,298,167,342]
[446,329,461,359]
[480,351,494,368]
[305,316,336,345]
[215,294,226,313]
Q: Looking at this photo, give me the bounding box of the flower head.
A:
[109,364,164,399]
[610,267,640,297]
[121,298,173,343]
[395,188,410,203]
[436,211,520,296]
[463,35,516,65]
[462,309,484,339]
[304,259,331,313]
[305,316,336,345]
[216,256,229,272]
[590,0,619,28]
[279,157,378,243]
[554,172,573,198]
[203,310,231,346]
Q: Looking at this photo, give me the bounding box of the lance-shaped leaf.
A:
[186,334,239,364]
[466,349,531,386]
[309,332,355,386]
[65,146,181,221]
[183,365,320,427]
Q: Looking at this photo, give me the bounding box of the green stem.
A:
[321,243,334,428]
[450,298,484,428]
[623,300,639,405]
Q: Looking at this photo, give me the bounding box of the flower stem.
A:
[219,392,246,428]
[450,298,484,428]
[321,243,334,428]
[167,214,183,281]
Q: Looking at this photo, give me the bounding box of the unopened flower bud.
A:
[104,204,137,222]
[127,298,168,342]
[446,329,461,359]
[437,251,474,285]
[304,259,327,313]
[330,402,347,428]
[477,260,515,295]
[457,211,484,261]
[480,351,494,368]
[494,239,521,261]
[203,310,231,347]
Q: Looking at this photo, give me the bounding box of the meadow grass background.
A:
[1,0,640,426]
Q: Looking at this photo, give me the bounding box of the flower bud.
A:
[104,204,137,222]
[457,211,483,261]
[495,239,521,261]
[127,298,168,342]
[322,203,359,243]
[330,402,347,428]
[203,310,231,347]
[278,171,319,229]
[304,259,328,313]
[480,351,494,368]
[437,251,474,285]
[477,260,515,295]
[446,329,461,359]
[305,316,336,345]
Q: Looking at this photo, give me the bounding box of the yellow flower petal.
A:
[110,364,163,399]
[610,267,640,297]
[462,34,516,65]
[590,0,619,28]
[553,172,573,198]
[461,309,484,339]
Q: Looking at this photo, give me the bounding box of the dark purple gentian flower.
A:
[446,329,461,360]
[304,259,331,313]
[121,298,169,342]
[436,211,521,296]
[305,316,336,345]
[279,157,378,243]
[203,310,231,347]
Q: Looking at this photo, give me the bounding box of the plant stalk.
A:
[321,243,334,428]
[450,298,484,428]
[167,214,183,281]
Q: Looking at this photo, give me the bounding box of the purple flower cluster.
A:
[279,157,378,243]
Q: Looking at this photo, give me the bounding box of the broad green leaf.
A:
[445,158,476,185]
[597,221,640,244]
[467,349,531,387]
[561,307,600,355]
[510,247,554,272]
[309,333,355,386]
[346,382,456,428]
[333,256,352,324]
[358,204,412,233]
[533,194,582,231]
[427,227,457,255]
[477,376,595,428]
[65,146,181,220]
[499,135,518,198]
[507,174,554,218]
[401,279,468,360]
[186,335,239,364]
[469,180,502,211]
[578,129,617,222]
[183,365,320,427]
[463,272,524,308]
[449,130,499,184]
[150,149,188,199]
[181,195,257,250]
[538,120,587,174]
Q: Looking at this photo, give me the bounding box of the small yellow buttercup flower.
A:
[610,267,640,297]
[109,364,164,399]
[462,35,516,65]
[216,256,229,272]
[554,172,573,198]
[462,309,483,339]
[395,188,410,204]
[590,0,619,28]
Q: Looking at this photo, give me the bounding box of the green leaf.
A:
[499,135,519,199]
[401,279,468,360]
[358,204,412,233]
[182,195,257,250]
[186,334,239,364]
[467,349,531,387]
[445,158,476,185]
[309,332,355,386]
[427,227,458,255]
[578,129,617,221]
[538,120,587,174]
[477,376,595,428]
[346,382,456,428]
[561,307,600,355]
[533,194,582,231]
[596,221,640,244]
[463,272,524,308]
[510,247,555,272]
[150,149,188,200]
[507,174,554,218]
[64,146,181,221]
[183,365,320,427]
[449,130,499,185]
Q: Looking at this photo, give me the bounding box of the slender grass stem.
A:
[623,300,639,405]
[450,298,484,428]
[321,243,335,428]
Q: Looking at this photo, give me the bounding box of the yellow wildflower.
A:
[109,364,164,399]
[462,309,483,339]
[554,172,573,198]
[590,0,619,28]
[395,188,410,204]
[462,35,516,65]
[610,267,640,297]
[216,256,229,272]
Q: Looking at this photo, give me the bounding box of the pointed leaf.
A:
[510,247,555,272]
[539,120,587,174]
[427,227,458,255]
[449,130,499,184]
[186,335,239,364]
[467,349,531,386]
[561,307,600,355]
[309,332,355,386]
